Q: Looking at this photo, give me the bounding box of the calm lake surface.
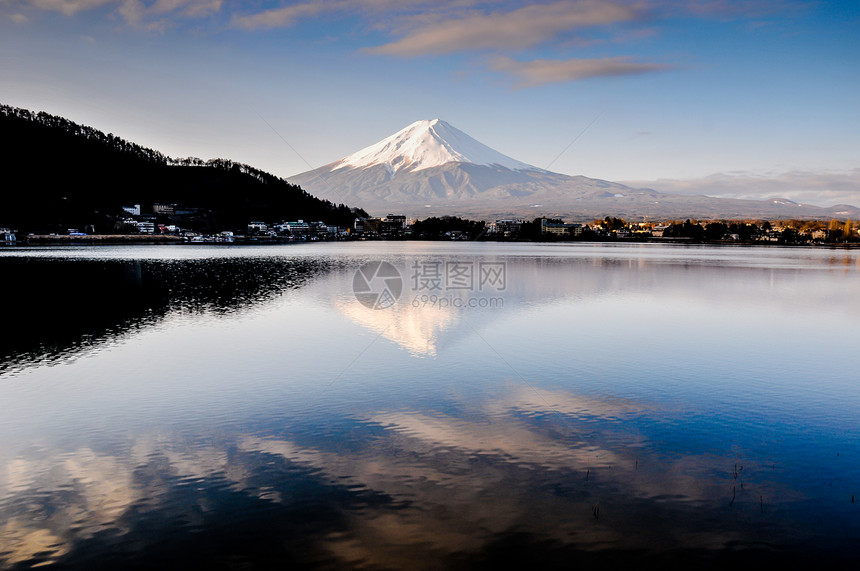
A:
[1,242,858,569]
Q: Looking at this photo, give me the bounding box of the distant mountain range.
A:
[0,104,364,234]
[289,119,859,221]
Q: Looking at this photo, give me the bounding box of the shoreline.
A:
[20,234,184,244]
[4,236,859,249]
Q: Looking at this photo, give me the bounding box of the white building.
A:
[247,222,268,234]
[137,222,155,234]
[651,225,670,237]
[488,219,523,236]
[285,221,311,235]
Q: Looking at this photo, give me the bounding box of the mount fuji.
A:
[289,120,859,220]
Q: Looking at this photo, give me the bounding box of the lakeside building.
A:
[540,219,583,236]
[381,215,407,237]
[137,222,155,234]
[121,218,156,234]
[262,220,348,239]
[651,224,670,237]
[284,220,311,235]
[385,214,407,228]
[247,222,268,235]
[353,215,408,237]
[488,220,523,236]
[153,203,175,215]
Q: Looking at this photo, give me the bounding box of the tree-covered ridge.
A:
[2,103,326,191]
[192,158,300,188]
[0,104,366,233]
[1,104,170,165]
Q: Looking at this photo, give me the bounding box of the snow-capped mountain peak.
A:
[332,119,537,175]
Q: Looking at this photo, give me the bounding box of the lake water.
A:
[1,242,858,568]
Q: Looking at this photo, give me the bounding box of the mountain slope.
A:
[290,120,860,220]
[0,104,365,233]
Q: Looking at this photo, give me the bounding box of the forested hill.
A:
[0,104,365,233]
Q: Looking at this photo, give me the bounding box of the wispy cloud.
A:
[152,0,221,18]
[117,0,143,26]
[492,55,671,86]
[230,2,328,31]
[4,0,223,27]
[5,0,810,29]
[4,0,816,87]
[119,0,222,27]
[367,1,641,56]
[26,0,114,16]
[227,0,471,31]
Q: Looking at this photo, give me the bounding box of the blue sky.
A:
[1,1,858,205]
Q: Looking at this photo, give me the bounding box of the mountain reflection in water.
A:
[1,243,858,569]
[0,255,336,373]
